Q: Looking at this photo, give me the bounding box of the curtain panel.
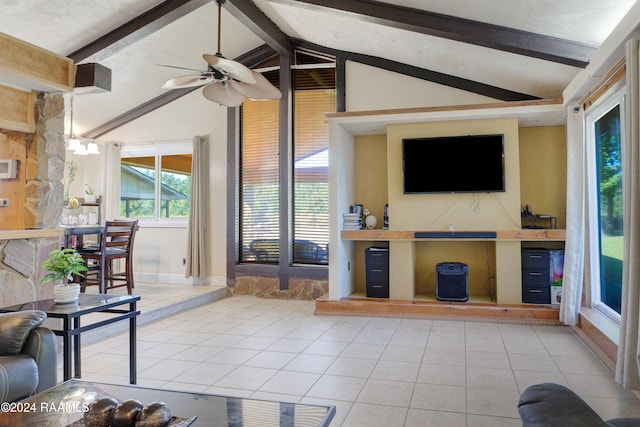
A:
[560,106,586,325]
[616,39,640,390]
[102,141,122,220]
[185,135,210,279]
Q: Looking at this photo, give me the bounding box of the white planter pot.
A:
[53,283,81,304]
[84,195,97,203]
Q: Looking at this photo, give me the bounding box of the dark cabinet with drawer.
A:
[522,249,551,304]
[365,247,389,298]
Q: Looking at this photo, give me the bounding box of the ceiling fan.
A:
[160,0,281,107]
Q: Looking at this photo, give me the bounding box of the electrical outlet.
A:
[0,199,9,207]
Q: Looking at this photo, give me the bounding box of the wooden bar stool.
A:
[79,220,138,294]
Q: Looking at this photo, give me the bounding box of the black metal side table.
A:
[0,294,140,384]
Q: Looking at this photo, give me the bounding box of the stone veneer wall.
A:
[232,276,328,300]
[0,92,66,305]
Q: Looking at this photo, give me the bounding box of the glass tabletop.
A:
[0,380,335,427]
[0,294,139,316]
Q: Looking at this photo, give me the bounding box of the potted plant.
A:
[84,184,96,203]
[40,248,88,303]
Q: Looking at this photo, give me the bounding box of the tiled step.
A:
[78,285,230,344]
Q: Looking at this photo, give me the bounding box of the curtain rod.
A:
[578,56,626,110]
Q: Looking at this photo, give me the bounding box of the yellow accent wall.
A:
[519,126,567,229]
[386,118,521,231]
[354,134,388,221]
[350,120,567,302]
[353,135,388,294]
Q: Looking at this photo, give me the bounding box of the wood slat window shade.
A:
[239,98,280,263]
[293,88,336,264]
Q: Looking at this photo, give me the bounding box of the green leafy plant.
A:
[64,160,78,200]
[84,184,95,195]
[40,248,88,285]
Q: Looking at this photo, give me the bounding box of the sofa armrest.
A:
[0,311,46,356]
[518,383,611,427]
[21,327,58,393]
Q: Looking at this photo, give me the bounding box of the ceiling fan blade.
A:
[156,63,203,72]
[162,75,214,89]
[203,54,256,84]
[202,82,245,107]
[231,71,282,101]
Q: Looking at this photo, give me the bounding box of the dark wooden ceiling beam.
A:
[68,0,211,63]
[295,40,538,101]
[224,0,291,55]
[267,0,594,68]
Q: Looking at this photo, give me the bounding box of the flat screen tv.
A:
[402,134,505,194]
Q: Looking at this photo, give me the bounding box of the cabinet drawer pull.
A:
[528,255,542,259]
[529,289,542,293]
[528,272,542,276]
[372,269,384,273]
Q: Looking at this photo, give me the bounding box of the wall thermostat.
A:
[0,159,18,179]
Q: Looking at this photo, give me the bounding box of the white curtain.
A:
[185,135,210,279]
[615,39,640,390]
[102,141,122,221]
[560,106,586,325]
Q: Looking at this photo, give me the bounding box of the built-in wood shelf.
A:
[341,229,566,241]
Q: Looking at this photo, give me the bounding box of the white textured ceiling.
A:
[0,0,636,135]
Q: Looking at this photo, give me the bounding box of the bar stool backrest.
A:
[101,220,138,254]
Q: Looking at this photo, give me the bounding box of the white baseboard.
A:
[134,273,227,286]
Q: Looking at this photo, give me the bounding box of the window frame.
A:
[585,87,625,323]
[120,140,192,228]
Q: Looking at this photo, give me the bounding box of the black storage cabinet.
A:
[365,247,389,298]
[522,249,551,304]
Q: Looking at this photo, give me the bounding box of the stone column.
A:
[0,92,66,305]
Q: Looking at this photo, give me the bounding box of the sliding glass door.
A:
[589,96,624,317]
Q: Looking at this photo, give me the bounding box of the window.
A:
[239,99,280,262]
[238,56,336,266]
[120,142,192,222]
[587,94,624,319]
[293,88,335,265]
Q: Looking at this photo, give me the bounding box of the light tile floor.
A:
[64,293,640,426]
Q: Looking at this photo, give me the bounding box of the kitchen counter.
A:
[0,228,63,240]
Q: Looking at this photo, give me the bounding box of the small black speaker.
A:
[436,262,469,302]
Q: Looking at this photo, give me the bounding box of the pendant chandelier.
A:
[66,95,99,155]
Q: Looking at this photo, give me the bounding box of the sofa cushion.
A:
[0,355,39,402]
[0,311,46,356]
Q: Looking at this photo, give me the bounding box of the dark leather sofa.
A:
[0,310,58,402]
[518,383,640,426]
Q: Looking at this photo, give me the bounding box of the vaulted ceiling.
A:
[0,0,636,138]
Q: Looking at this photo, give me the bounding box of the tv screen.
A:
[402,134,505,194]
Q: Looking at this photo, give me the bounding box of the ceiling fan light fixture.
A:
[202,82,245,107]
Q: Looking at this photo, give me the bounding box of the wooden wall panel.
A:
[0,85,35,133]
[0,131,26,229]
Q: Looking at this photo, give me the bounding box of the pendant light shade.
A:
[67,95,100,155]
